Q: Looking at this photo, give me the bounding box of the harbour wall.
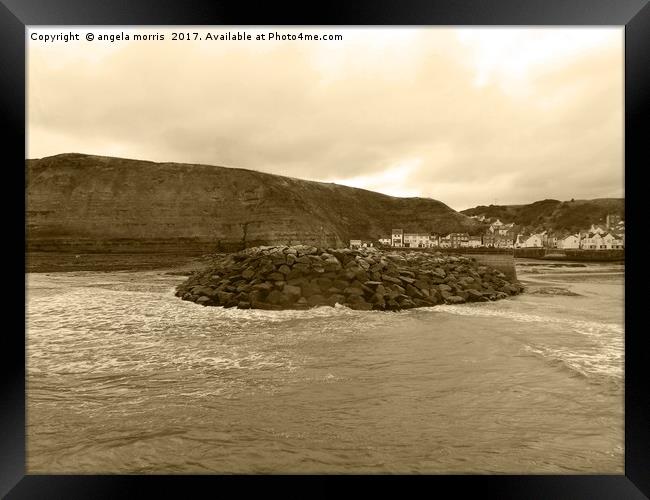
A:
[379,247,517,281]
[469,253,517,281]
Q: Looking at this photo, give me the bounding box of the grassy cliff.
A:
[462,198,624,232]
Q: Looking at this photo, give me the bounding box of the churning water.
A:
[26,260,624,473]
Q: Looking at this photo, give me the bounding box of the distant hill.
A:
[27,153,480,253]
[461,198,624,233]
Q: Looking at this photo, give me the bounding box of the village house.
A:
[557,234,581,249]
[467,235,483,248]
[497,235,516,248]
[495,222,515,236]
[404,232,435,248]
[482,232,498,247]
[602,232,624,249]
[580,231,624,250]
[439,234,452,248]
[349,240,374,249]
[543,234,558,248]
[483,229,515,248]
[448,232,470,248]
[536,230,560,249]
[378,237,391,246]
[516,233,544,248]
[580,232,604,249]
[490,219,504,231]
[391,228,404,248]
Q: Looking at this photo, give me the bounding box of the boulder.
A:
[327,294,346,306]
[301,282,321,298]
[241,268,255,279]
[314,277,333,290]
[191,285,217,298]
[385,299,401,311]
[405,284,423,298]
[332,279,349,291]
[465,289,484,302]
[399,297,416,309]
[267,290,289,306]
[382,275,402,285]
[217,291,234,304]
[322,255,342,271]
[348,295,372,310]
[307,294,328,307]
[252,282,273,292]
[413,279,430,290]
[283,285,302,301]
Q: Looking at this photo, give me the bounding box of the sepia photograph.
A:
[25,26,624,474]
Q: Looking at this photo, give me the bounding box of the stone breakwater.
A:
[175,245,524,311]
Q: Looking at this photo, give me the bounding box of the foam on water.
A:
[430,301,623,383]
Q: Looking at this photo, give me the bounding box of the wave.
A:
[430,303,623,337]
[522,344,623,386]
[428,303,623,384]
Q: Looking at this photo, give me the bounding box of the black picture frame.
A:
[3,1,648,498]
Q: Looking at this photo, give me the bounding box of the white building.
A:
[378,237,391,246]
[404,233,434,248]
[580,232,604,249]
[493,222,515,236]
[558,234,580,249]
[601,233,624,249]
[349,240,373,249]
[391,229,404,247]
[491,219,504,229]
[439,235,452,248]
[520,234,544,248]
[467,236,483,248]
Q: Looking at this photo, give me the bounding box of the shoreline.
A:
[25,251,625,274]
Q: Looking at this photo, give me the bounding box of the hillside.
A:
[461,198,624,233]
[27,153,479,253]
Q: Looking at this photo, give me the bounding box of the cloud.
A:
[322,159,424,198]
[27,27,623,210]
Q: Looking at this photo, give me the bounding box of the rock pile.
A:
[175,245,524,311]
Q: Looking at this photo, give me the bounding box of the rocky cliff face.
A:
[26,153,479,253]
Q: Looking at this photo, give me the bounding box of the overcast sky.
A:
[27,27,623,211]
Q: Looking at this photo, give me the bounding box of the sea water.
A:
[26,260,624,473]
